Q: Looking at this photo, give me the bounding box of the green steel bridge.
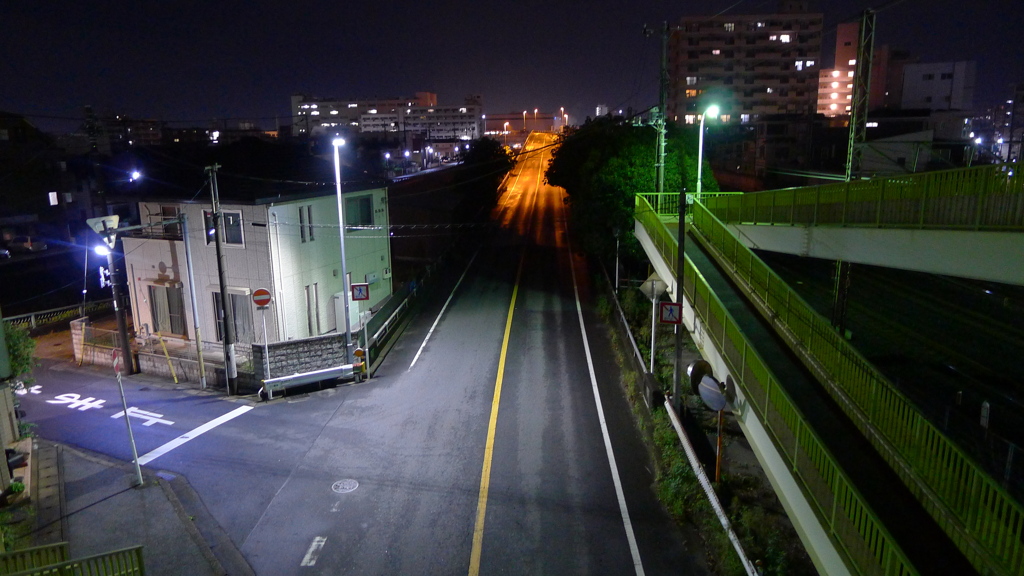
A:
[633,162,1022,576]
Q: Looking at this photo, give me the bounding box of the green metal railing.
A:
[686,199,1024,576]
[636,196,916,576]
[0,543,69,573]
[703,162,1023,230]
[4,545,144,576]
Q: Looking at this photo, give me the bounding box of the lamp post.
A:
[333,139,354,366]
[503,122,509,145]
[534,108,538,123]
[563,114,569,130]
[403,150,410,175]
[696,105,719,204]
[523,110,527,131]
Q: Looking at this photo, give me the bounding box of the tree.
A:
[3,323,36,386]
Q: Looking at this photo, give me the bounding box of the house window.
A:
[345,196,374,227]
[724,22,734,31]
[941,72,953,80]
[213,291,253,343]
[686,76,698,86]
[149,285,186,335]
[204,210,243,245]
[924,73,935,80]
[299,206,307,242]
[161,206,181,238]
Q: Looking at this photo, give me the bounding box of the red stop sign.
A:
[252,288,272,307]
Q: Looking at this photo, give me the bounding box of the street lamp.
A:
[503,122,509,145]
[332,138,353,366]
[523,110,527,131]
[534,108,538,123]
[563,114,569,130]
[696,104,720,204]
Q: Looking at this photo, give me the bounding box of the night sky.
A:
[3,0,1021,133]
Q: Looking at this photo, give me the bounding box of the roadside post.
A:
[253,288,272,381]
[113,349,144,487]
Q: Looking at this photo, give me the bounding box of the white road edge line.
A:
[409,250,480,370]
[137,405,254,466]
[300,536,327,566]
[568,235,646,575]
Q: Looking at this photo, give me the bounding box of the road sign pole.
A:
[261,307,270,380]
[113,352,144,487]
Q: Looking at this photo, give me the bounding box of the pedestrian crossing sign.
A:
[659,302,682,324]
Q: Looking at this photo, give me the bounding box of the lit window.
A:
[829,103,838,110]
[847,95,852,99]
[724,22,734,31]
[866,122,878,127]
[757,22,765,27]
[459,107,467,113]
[832,70,841,78]
[368,108,377,114]
[310,104,318,109]
[301,104,310,109]
[848,59,856,65]
[49,191,58,206]
[847,84,853,89]
[684,114,697,124]
[311,111,320,116]
[831,81,839,88]
[686,76,698,85]
[348,103,358,108]
[807,60,815,66]
[740,114,750,123]
[831,93,839,99]
[767,87,774,93]
[780,34,791,43]
[845,106,851,110]
[769,34,778,40]
[330,110,339,115]
[848,71,855,77]
[795,61,804,71]
[712,49,721,55]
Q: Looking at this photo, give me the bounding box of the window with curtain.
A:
[213,292,254,343]
[149,285,186,335]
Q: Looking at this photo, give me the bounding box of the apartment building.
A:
[667,0,823,125]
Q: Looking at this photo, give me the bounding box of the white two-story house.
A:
[121,182,392,354]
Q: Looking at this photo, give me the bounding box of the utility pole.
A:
[102,223,136,375]
[207,165,239,394]
[845,9,876,181]
[180,213,208,389]
[655,22,669,204]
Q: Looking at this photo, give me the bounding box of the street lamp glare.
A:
[94,245,111,257]
[705,105,720,118]
[130,170,142,181]
[333,138,345,147]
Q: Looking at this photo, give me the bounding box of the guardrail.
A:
[3,300,114,331]
[5,545,144,576]
[687,199,1023,576]
[636,195,916,576]
[703,162,1023,230]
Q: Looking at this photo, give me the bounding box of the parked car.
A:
[7,236,47,252]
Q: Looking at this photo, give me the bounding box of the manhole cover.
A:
[332,479,359,493]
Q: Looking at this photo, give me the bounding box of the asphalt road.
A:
[22,132,704,575]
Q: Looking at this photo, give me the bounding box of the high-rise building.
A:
[666,0,823,125]
[291,92,437,136]
[900,62,976,111]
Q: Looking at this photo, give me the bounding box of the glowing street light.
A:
[534,108,538,123]
[523,110,527,131]
[129,170,142,182]
[503,121,510,145]
[332,138,353,366]
[696,104,720,204]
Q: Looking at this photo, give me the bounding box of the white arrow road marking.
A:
[137,405,253,465]
[300,536,327,566]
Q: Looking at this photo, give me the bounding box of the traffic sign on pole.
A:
[351,283,370,301]
[252,288,272,308]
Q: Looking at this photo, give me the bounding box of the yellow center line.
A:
[468,250,526,576]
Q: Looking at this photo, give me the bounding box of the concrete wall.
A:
[252,332,347,381]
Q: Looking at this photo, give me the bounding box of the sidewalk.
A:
[14,321,255,575]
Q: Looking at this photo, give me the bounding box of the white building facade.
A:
[900,61,976,111]
[122,186,393,351]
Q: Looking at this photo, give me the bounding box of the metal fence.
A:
[636,195,916,576]
[0,543,69,573]
[703,162,1023,230]
[5,545,145,576]
[3,301,114,332]
[685,198,1023,576]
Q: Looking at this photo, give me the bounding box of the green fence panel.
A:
[0,543,69,573]
[5,545,144,576]
[635,196,917,576]
[705,162,1023,231]
[685,198,1024,576]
